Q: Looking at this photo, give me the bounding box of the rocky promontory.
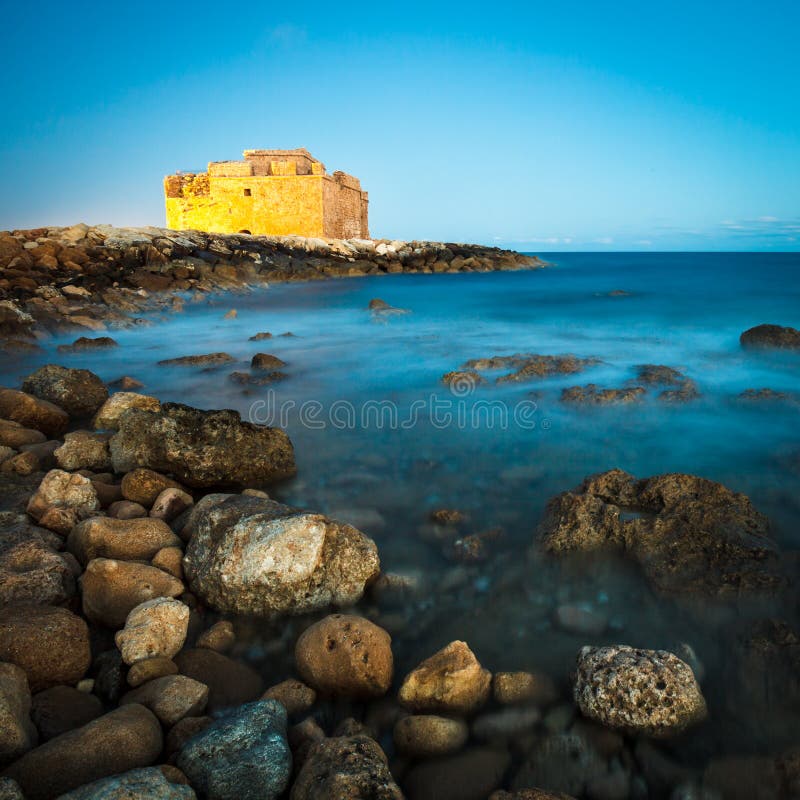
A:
[0,224,542,347]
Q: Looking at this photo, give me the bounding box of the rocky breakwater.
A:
[0,223,543,347]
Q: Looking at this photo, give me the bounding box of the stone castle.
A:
[164,148,369,239]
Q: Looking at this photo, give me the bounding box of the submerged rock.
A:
[560,385,645,405]
[57,336,118,353]
[109,403,296,488]
[574,645,707,737]
[21,365,108,418]
[394,714,469,758]
[538,469,784,596]
[157,353,235,367]
[251,353,287,370]
[441,370,486,390]
[740,323,800,350]
[291,734,402,800]
[403,746,510,800]
[182,494,380,617]
[463,354,600,383]
[177,700,291,800]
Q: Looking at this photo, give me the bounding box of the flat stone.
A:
[127,656,179,687]
[68,516,182,565]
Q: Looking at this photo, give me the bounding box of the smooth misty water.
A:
[4,252,800,764]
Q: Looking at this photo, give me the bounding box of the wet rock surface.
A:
[182,494,380,617]
[574,645,707,737]
[177,700,291,800]
[21,365,108,418]
[538,469,784,596]
[55,767,196,799]
[740,323,800,350]
[109,403,296,488]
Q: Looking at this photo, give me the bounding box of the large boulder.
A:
[55,767,196,800]
[1,704,163,800]
[21,365,108,418]
[0,604,90,691]
[398,640,491,715]
[537,469,784,596]
[295,615,393,699]
[0,390,68,437]
[0,514,76,606]
[182,494,380,617]
[574,645,707,738]
[291,735,402,800]
[109,403,296,488]
[177,700,291,800]
[740,324,800,350]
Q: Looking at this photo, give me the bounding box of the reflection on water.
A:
[3,251,799,764]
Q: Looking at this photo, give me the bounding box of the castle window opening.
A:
[243,188,252,196]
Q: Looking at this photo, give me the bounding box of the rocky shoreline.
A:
[0,343,798,798]
[0,224,542,348]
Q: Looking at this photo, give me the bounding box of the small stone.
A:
[29,686,103,742]
[471,706,541,741]
[149,488,193,522]
[127,656,179,687]
[295,614,393,699]
[115,598,190,665]
[574,645,707,738]
[2,704,163,800]
[93,393,161,431]
[26,469,100,525]
[195,621,235,653]
[54,766,196,799]
[121,469,184,507]
[0,420,45,448]
[493,672,559,706]
[261,679,316,715]
[398,640,491,715]
[152,546,185,579]
[68,516,182,565]
[0,662,37,764]
[223,309,237,319]
[394,715,469,758]
[81,558,185,628]
[21,364,109,418]
[108,500,148,519]
[109,377,144,391]
[36,506,80,536]
[121,675,208,726]
[292,734,403,800]
[174,649,263,712]
[177,700,291,800]
[0,604,90,691]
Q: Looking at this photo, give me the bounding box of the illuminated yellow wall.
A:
[164,153,369,238]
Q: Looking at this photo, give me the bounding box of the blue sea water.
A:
[4,251,800,759]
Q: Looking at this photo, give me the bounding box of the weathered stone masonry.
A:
[164,148,369,239]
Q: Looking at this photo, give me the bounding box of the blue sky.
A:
[1,0,798,250]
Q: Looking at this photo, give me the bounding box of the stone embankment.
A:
[0,224,542,346]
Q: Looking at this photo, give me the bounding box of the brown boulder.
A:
[67,516,182,565]
[21,365,108,419]
[80,558,184,628]
[30,686,103,742]
[295,615,393,699]
[0,390,68,437]
[120,468,184,507]
[1,704,163,800]
[0,605,90,691]
[740,323,800,350]
[120,675,208,726]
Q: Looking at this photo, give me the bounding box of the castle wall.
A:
[165,175,326,237]
[322,175,369,239]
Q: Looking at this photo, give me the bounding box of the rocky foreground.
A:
[0,355,798,799]
[0,224,541,346]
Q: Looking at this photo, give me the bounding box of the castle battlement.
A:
[164,148,368,239]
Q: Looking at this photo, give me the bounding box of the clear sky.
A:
[1,0,798,250]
